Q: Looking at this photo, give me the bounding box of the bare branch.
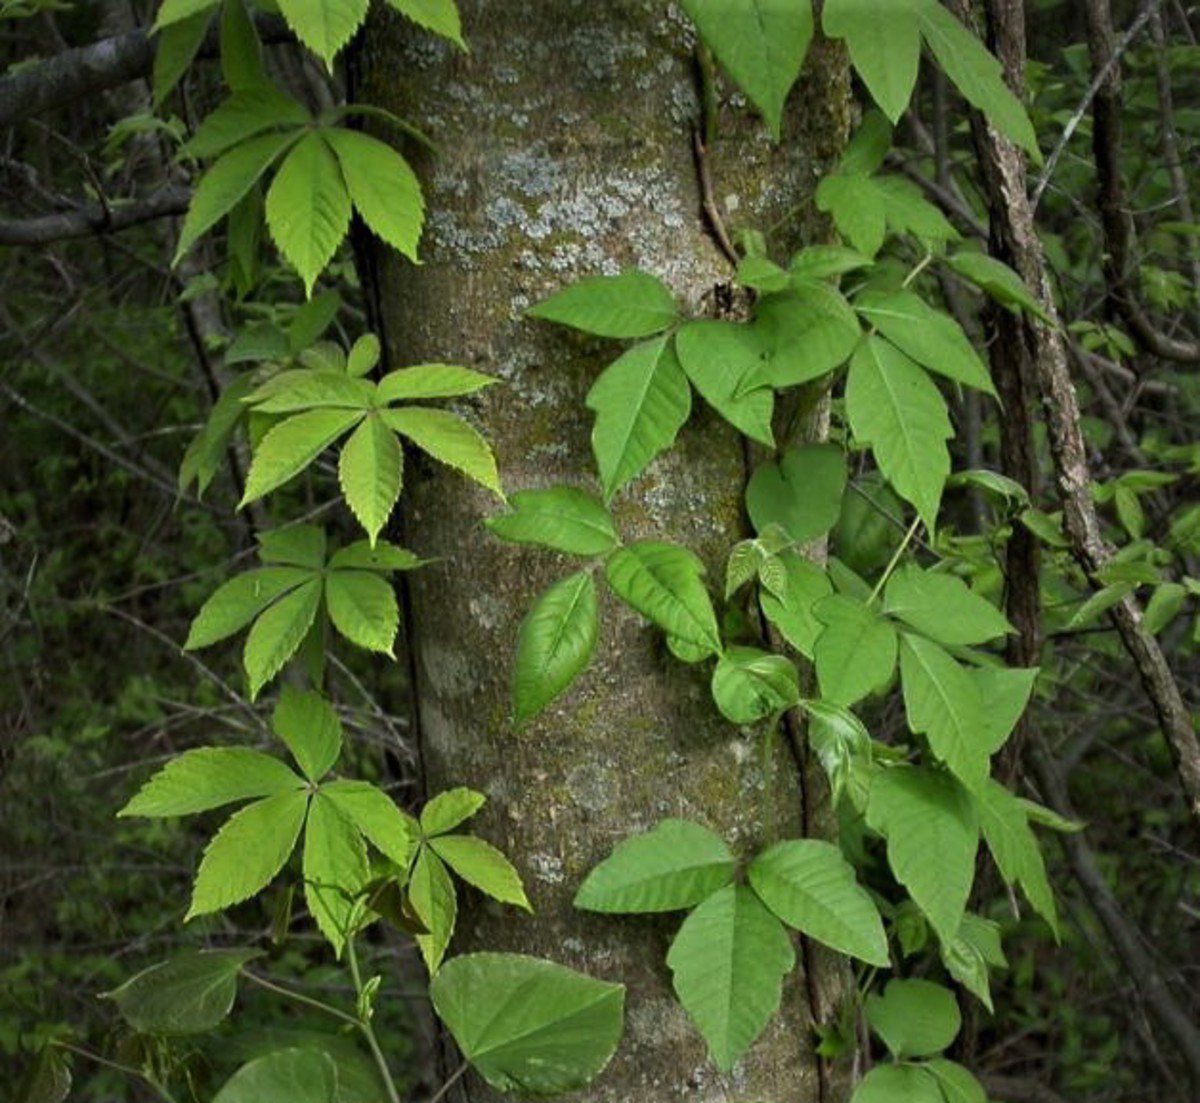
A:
[0,184,190,246]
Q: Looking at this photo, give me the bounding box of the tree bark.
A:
[356,4,851,1100]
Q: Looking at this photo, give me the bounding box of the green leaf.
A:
[815,173,887,257]
[106,948,261,1035]
[384,0,465,48]
[185,567,312,650]
[876,175,959,245]
[710,646,800,725]
[746,444,847,545]
[866,977,961,1058]
[674,321,774,446]
[323,127,424,260]
[759,552,833,658]
[846,333,952,529]
[431,835,531,910]
[219,0,267,91]
[745,283,862,388]
[666,884,795,1072]
[527,270,677,338]
[410,847,456,972]
[275,0,368,66]
[927,1059,989,1103]
[119,747,303,817]
[851,1064,945,1103]
[381,406,500,494]
[421,787,486,835]
[327,539,421,572]
[321,779,418,867]
[273,686,341,782]
[324,569,398,654]
[213,1049,338,1103]
[376,363,496,402]
[899,633,988,792]
[175,130,298,264]
[971,664,1037,755]
[154,0,218,30]
[866,766,978,943]
[487,487,618,556]
[184,88,309,160]
[975,779,1058,935]
[789,243,874,280]
[345,334,381,377]
[241,408,363,504]
[153,10,212,105]
[855,289,995,396]
[604,541,721,654]
[430,953,624,1094]
[265,133,351,297]
[244,578,323,699]
[14,1047,70,1103]
[574,818,735,913]
[512,571,599,725]
[260,525,328,568]
[884,565,1011,646]
[813,594,897,705]
[823,0,920,122]
[681,0,813,138]
[338,413,403,545]
[947,251,1052,322]
[915,0,1040,160]
[748,839,888,966]
[941,913,1005,1011]
[188,789,310,919]
[304,791,369,953]
[248,370,375,414]
[586,335,691,499]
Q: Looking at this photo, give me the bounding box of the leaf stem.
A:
[868,516,921,605]
[902,251,934,288]
[241,968,360,1026]
[428,1061,469,1103]
[347,933,403,1103]
[56,1041,180,1103]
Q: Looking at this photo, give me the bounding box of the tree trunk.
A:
[356,5,851,1099]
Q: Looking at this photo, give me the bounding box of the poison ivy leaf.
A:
[681,0,813,138]
[487,487,618,556]
[106,948,261,1035]
[304,791,369,954]
[265,133,351,297]
[875,175,959,245]
[324,568,398,654]
[666,884,795,1072]
[527,270,677,338]
[321,780,418,867]
[899,633,988,793]
[605,541,721,654]
[153,10,212,105]
[324,128,424,260]
[746,283,861,388]
[850,1064,944,1103]
[915,0,1040,159]
[381,406,500,494]
[213,1048,338,1103]
[855,289,995,396]
[338,413,403,545]
[275,0,368,66]
[813,594,898,705]
[674,321,774,446]
[884,565,1011,646]
[748,839,888,966]
[947,251,1052,322]
[175,130,298,264]
[187,789,310,919]
[866,977,961,1058]
[971,664,1038,754]
[430,953,624,1095]
[941,914,1005,1011]
[823,0,921,122]
[927,1059,989,1103]
[746,444,847,545]
[376,363,496,402]
[512,571,598,725]
[384,0,465,48]
[119,747,303,817]
[866,766,978,944]
[243,578,323,700]
[975,779,1058,935]
[421,787,486,836]
[431,835,531,911]
[802,700,874,809]
[241,407,363,505]
[586,335,691,499]
[273,687,342,782]
[574,818,735,913]
[789,243,874,281]
[710,646,800,725]
[737,254,790,292]
[815,173,887,257]
[845,334,952,530]
[759,552,833,658]
[410,846,456,973]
